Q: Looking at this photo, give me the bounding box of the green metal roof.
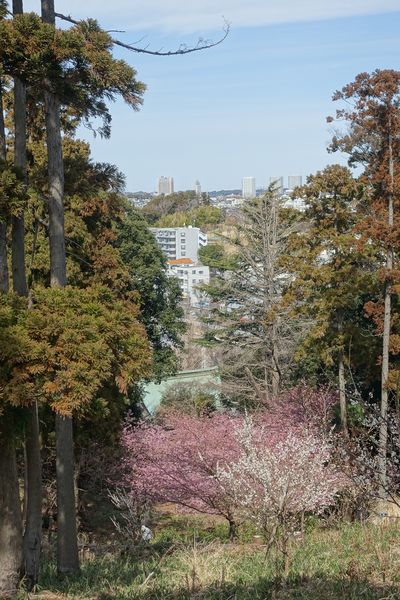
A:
[142,366,221,415]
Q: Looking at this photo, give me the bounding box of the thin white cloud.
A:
[22,0,400,33]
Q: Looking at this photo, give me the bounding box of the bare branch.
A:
[55,12,230,56]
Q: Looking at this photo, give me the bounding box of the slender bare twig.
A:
[54,12,230,56]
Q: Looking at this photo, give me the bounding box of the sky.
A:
[23,1,400,192]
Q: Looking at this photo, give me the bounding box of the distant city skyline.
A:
[133,174,304,194]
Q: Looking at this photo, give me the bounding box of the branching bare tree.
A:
[205,191,306,408]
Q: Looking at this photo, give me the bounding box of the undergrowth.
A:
[22,515,400,599]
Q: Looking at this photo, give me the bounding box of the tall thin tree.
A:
[12,0,43,588]
[378,109,394,497]
[41,0,79,576]
[0,80,8,292]
[329,70,400,495]
[0,78,23,598]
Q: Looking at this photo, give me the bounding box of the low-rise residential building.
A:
[167,258,210,306]
[281,194,306,212]
[150,226,207,262]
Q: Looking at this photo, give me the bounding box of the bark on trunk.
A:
[12,0,28,298]
[41,0,79,575]
[269,198,280,399]
[0,81,9,291]
[11,126,28,293]
[12,3,43,588]
[378,118,394,499]
[338,352,348,436]
[41,0,66,289]
[271,320,280,399]
[0,76,23,600]
[0,220,8,291]
[23,405,43,590]
[0,435,23,598]
[379,265,392,498]
[379,263,392,499]
[0,81,5,163]
[43,85,67,289]
[337,317,348,436]
[227,517,237,542]
[55,414,79,575]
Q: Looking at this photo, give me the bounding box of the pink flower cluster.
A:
[121,411,241,520]
[119,385,344,531]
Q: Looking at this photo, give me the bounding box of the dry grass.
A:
[22,517,400,600]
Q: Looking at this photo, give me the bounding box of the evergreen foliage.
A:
[117,203,185,379]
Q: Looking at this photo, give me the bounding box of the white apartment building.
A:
[242,176,256,199]
[156,176,174,195]
[281,195,306,212]
[287,175,303,190]
[150,226,207,262]
[167,258,210,306]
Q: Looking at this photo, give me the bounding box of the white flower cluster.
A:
[217,419,342,537]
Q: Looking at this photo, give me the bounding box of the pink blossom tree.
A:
[121,411,242,538]
[272,382,336,433]
[118,385,341,543]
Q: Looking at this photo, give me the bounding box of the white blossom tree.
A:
[218,419,345,574]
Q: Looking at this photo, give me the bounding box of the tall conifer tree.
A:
[40,0,80,576]
[11,0,43,588]
[330,70,400,495]
[0,70,23,598]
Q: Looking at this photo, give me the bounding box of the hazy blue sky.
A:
[23,1,400,192]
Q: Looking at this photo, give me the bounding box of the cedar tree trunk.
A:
[41,0,79,575]
[23,404,43,590]
[338,352,348,436]
[55,415,79,575]
[378,117,394,498]
[12,1,44,588]
[337,318,348,436]
[0,434,23,597]
[0,83,23,597]
[0,80,8,290]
